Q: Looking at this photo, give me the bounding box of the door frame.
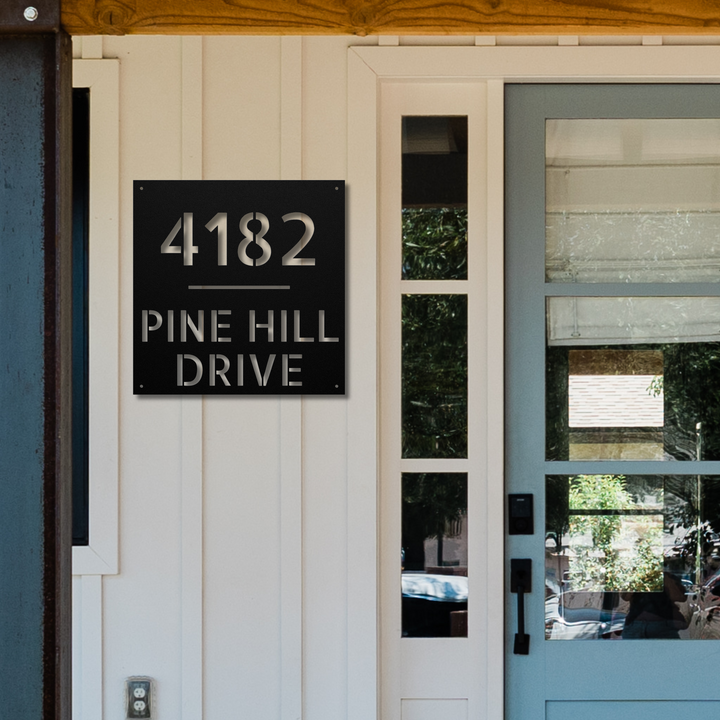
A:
[347,42,720,720]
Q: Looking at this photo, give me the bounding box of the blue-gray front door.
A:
[506,84,720,719]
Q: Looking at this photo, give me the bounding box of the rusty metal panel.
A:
[0,29,71,720]
[0,0,60,32]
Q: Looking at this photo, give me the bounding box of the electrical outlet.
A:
[126,678,153,719]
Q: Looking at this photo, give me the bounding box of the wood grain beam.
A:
[61,0,720,37]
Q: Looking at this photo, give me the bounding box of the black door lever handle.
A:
[511,559,532,655]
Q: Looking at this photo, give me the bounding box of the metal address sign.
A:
[134,180,345,394]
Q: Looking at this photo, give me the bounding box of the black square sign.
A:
[134,181,345,394]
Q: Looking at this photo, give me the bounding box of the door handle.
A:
[511,559,532,655]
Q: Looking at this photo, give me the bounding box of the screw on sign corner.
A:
[24,6,39,21]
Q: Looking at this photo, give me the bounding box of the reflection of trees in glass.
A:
[546,476,570,554]
[402,295,467,459]
[402,473,467,572]
[402,208,467,280]
[546,347,569,460]
[566,475,663,593]
[663,342,720,461]
[664,476,720,584]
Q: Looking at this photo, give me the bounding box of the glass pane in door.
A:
[545,474,720,640]
[546,119,720,283]
[546,297,720,461]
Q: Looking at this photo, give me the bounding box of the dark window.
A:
[72,88,89,546]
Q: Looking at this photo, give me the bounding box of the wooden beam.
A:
[61,0,720,36]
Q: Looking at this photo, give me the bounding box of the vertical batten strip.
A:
[279,35,304,720]
[485,79,505,720]
[80,575,103,720]
[346,49,379,720]
[80,36,103,59]
[180,35,204,720]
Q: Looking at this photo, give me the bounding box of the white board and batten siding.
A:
[70,32,720,720]
[70,34,379,720]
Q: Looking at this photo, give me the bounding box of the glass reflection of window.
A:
[546,119,720,284]
[402,473,468,638]
[546,297,720,462]
[402,116,467,281]
[567,350,664,461]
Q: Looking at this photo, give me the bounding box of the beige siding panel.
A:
[203,37,282,179]
[301,35,355,720]
[303,37,354,181]
[202,37,285,720]
[203,397,283,720]
[100,35,186,720]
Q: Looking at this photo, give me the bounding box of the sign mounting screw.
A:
[23,6,38,21]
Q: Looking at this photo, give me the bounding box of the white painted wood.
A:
[72,59,120,576]
[558,36,579,46]
[281,37,303,180]
[202,37,282,179]
[280,34,304,720]
[485,79,505,720]
[71,575,104,720]
[81,576,104,720]
[302,37,376,720]
[81,36,103,59]
[475,36,497,46]
[379,36,400,46]
[346,48,380,720]
[643,36,664,45]
[378,81,487,720]
[100,36,185,720]
[401,698,468,720]
[353,45,720,80]
[181,37,203,180]
[280,397,303,720]
[201,37,284,720]
[179,36,205,720]
[181,397,204,720]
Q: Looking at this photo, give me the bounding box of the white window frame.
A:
[347,42,720,720]
[72,59,120,576]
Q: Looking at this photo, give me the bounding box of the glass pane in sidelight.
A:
[402,294,467,459]
[402,116,468,280]
[402,473,468,638]
[546,119,720,283]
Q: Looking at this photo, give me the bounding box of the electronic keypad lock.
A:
[508,493,534,535]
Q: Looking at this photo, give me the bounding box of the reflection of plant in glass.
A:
[402,295,467,459]
[567,475,663,592]
[402,208,467,280]
[664,342,720,461]
[647,374,663,397]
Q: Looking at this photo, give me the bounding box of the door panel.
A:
[506,84,720,718]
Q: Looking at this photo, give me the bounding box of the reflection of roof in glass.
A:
[569,375,664,427]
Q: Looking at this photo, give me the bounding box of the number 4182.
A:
[160,211,315,267]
